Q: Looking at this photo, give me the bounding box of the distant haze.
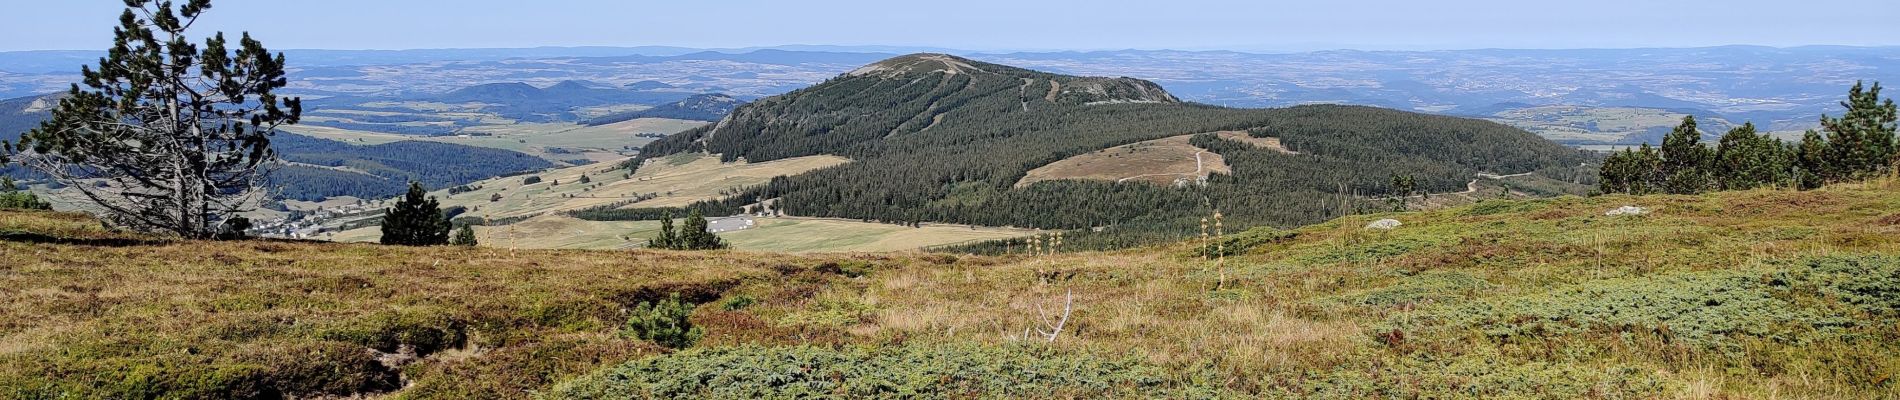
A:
[2,0,1896,52]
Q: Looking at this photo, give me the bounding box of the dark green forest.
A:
[270,134,553,200]
[612,54,1591,250]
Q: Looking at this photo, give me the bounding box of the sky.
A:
[1,0,1896,52]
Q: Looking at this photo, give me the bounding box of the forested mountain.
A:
[0,93,58,144]
[270,134,554,200]
[628,54,1590,248]
[582,93,741,125]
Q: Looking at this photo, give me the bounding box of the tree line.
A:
[1600,82,1896,195]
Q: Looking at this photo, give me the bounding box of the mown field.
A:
[424,152,851,222]
[2,179,1897,398]
[321,152,1033,253]
[282,117,706,165]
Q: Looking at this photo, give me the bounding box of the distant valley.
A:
[5,45,1894,147]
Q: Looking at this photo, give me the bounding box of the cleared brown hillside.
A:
[1017,131,1292,187]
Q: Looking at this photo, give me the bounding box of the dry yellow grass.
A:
[412,152,849,222]
[7,179,1900,398]
[1017,131,1292,187]
[332,215,1031,253]
[714,217,1034,253]
[1017,134,1231,187]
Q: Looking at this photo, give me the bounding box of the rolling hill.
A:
[269,133,555,201]
[4,177,1894,399]
[305,80,702,126]
[581,93,742,125]
[631,54,1593,249]
[0,93,559,202]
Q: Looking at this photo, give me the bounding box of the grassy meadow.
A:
[2,179,1897,398]
[282,117,707,164]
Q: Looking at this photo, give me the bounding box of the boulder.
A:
[1605,206,1649,216]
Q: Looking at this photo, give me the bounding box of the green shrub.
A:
[1299,236,1441,264]
[0,177,51,210]
[315,308,468,355]
[1288,352,1672,399]
[719,294,757,311]
[621,294,703,349]
[817,260,875,278]
[1334,271,1491,307]
[1384,255,1899,350]
[543,344,1227,399]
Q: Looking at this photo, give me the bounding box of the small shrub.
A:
[816,260,875,278]
[1383,255,1900,351]
[621,294,703,349]
[0,177,51,210]
[1335,271,1491,307]
[720,294,757,311]
[544,344,1225,398]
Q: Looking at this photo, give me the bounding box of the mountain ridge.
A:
[624,53,1590,249]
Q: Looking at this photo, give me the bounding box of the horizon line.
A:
[3,43,1898,55]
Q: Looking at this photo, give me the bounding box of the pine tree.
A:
[1598,144,1663,195]
[1795,130,1831,190]
[1387,174,1417,211]
[680,209,728,250]
[1819,81,1898,181]
[1659,116,1714,194]
[649,212,679,249]
[1712,123,1792,190]
[449,224,478,246]
[12,0,300,238]
[380,182,451,246]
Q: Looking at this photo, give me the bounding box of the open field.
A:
[282,118,707,164]
[1018,133,1229,187]
[416,152,851,222]
[714,217,1034,252]
[313,152,1041,254]
[1018,131,1291,187]
[1478,106,1822,145]
[6,178,1897,398]
[330,214,1032,253]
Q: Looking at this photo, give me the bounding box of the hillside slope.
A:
[3,181,1895,398]
[633,53,1591,249]
[581,93,741,125]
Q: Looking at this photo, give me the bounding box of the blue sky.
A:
[2,0,1895,52]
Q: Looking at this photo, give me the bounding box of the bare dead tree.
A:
[1033,289,1074,343]
[1001,289,1075,343]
